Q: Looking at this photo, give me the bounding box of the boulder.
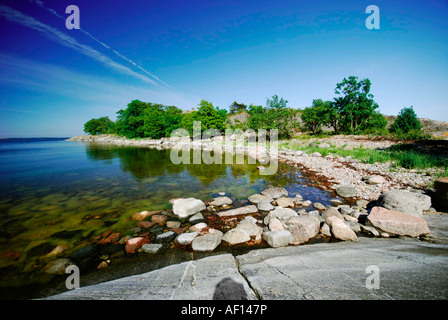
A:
[210,196,233,207]
[125,237,150,253]
[218,205,258,217]
[335,186,357,198]
[322,207,344,220]
[189,222,207,232]
[275,197,295,208]
[367,206,430,237]
[367,175,385,185]
[264,207,298,225]
[153,231,177,244]
[172,198,206,218]
[257,200,274,211]
[326,216,357,241]
[320,223,332,237]
[261,187,288,199]
[313,202,325,210]
[378,190,431,218]
[263,230,292,248]
[268,217,285,231]
[248,194,273,204]
[191,233,222,252]
[222,228,251,245]
[141,243,163,254]
[286,215,320,245]
[175,232,199,245]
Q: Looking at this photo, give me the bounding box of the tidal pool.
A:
[0,138,338,297]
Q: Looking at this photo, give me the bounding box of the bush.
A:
[84,116,115,135]
[390,106,422,134]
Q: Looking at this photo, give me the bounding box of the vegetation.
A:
[83,76,432,142]
[83,116,115,135]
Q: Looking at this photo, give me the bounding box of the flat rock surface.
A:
[45,237,448,300]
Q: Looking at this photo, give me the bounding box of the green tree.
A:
[229,101,248,115]
[390,106,422,133]
[334,76,379,133]
[162,105,183,136]
[84,116,115,135]
[301,99,331,134]
[115,100,147,138]
[195,100,227,132]
[142,103,165,139]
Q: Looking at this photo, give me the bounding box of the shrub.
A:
[390,106,422,134]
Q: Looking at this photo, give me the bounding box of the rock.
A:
[264,207,298,225]
[335,186,357,198]
[248,194,272,204]
[326,216,357,241]
[286,215,320,245]
[191,233,222,252]
[355,199,369,208]
[222,228,251,245]
[166,221,181,229]
[125,237,150,253]
[301,200,312,207]
[141,243,163,254]
[310,152,322,157]
[43,245,67,258]
[367,175,385,185]
[98,233,121,245]
[218,205,258,217]
[313,202,325,210]
[361,225,380,237]
[69,245,97,262]
[320,223,332,237]
[237,220,263,238]
[378,190,430,218]
[151,214,168,224]
[189,212,205,224]
[434,177,448,211]
[275,197,295,208]
[293,194,304,203]
[175,232,199,245]
[263,230,292,248]
[330,199,343,205]
[218,192,226,196]
[342,214,358,223]
[269,217,285,231]
[261,187,288,199]
[131,210,161,221]
[137,221,155,229]
[97,261,108,270]
[257,200,274,211]
[154,231,177,243]
[172,198,206,218]
[319,143,331,149]
[210,196,233,207]
[367,206,430,237]
[322,207,344,220]
[43,258,75,275]
[345,221,361,232]
[189,222,207,232]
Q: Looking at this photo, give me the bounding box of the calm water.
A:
[0,138,336,292]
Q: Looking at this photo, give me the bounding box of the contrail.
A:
[27,0,171,88]
[0,4,156,85]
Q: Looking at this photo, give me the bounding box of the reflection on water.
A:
[0,140,335,292]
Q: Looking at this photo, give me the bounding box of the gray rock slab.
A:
[45,254,257,300]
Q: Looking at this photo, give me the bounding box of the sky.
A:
[0,0,447,137]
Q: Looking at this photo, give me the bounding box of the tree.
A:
[162,105,183,136]
[115,100,147,138]
[390,106,422,133]
[334,76,379,133]
[301,99,331,134]
[229,101,248,115]
[195,100,227,132]
[84,116,115,135]
[142,103,165,139]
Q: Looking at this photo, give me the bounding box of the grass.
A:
[279,141,448,173]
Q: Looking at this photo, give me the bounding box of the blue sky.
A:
[0,0,447,137]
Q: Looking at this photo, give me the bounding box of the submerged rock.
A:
[261,187,288,200]
[43,258,75,275]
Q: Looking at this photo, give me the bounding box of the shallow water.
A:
[0,138,337,295]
